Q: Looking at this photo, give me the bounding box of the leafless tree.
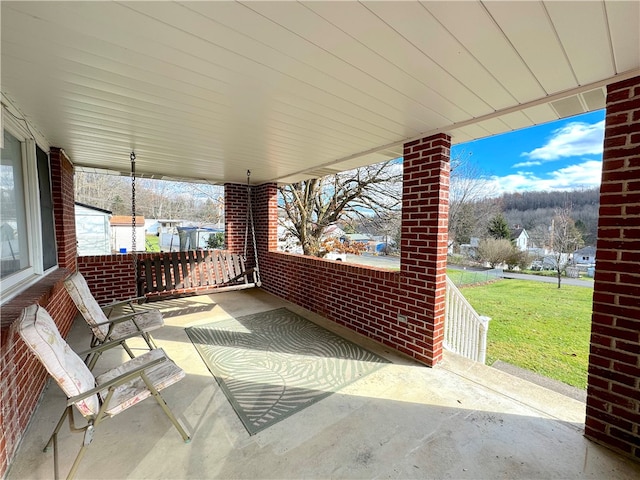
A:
[550,207,584,288]
[278,161,402,257]
[448,152,499,249]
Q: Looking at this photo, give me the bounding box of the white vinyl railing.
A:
[444,276,490,364]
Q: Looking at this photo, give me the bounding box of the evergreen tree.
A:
[488,213,510,240]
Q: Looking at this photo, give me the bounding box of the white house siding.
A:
[111,225,146,253]
[75,204,111,255]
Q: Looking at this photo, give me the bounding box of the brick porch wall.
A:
[0,149,78,478]
[77,254,137,304]
[243,134,450,366]
[585,75,640,461]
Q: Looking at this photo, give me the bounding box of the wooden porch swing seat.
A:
[137,249,258,299]
[17,304,190,480]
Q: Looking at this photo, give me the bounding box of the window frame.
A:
[1,110,56,302]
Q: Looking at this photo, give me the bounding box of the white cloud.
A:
[512,160,542,168]
[522,120,605,161]
[487,160,602,195]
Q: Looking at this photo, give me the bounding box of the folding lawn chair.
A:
[64,272,163,368]
[17,304,190,480]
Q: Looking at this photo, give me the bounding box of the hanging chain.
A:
[130,152,138,292]
[244,170,251,259]
[245,169,261,286]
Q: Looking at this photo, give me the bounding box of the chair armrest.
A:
[66,356,167,406]
[93,311,145,327]
[100,296,147,309]
[76,333,152,357]
[101,296,147,318]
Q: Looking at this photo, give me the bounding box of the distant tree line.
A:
[501,188,599,246]
[75,172,224,225]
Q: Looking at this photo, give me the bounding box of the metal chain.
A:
[245,170,261,286]
[244,170,250,259]
[130,152,138,291]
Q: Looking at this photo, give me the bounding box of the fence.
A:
[447,268,503,287]
[444,276,490,364]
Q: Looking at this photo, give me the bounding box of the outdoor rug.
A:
[185,308,389,435]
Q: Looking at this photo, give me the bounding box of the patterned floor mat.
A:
[185,308,389,435]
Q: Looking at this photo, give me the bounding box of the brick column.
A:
[585,75,640,461]
[400,133,450,366]
[50,148,77,271]
[225,182,277,270]
[224,183,248,256]
[251,183,278,256]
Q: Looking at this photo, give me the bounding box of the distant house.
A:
[110,215,146,253]
[510,227,529,251]
[75,203,112,256]
[574,246,596,265]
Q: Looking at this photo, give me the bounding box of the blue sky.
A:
[451,109,605,195]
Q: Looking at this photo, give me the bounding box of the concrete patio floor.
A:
[7,289,640,479]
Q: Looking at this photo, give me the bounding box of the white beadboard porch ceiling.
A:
[2,1,639,185]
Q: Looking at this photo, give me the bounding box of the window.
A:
[0,130,29,278]
[1,112,57,300]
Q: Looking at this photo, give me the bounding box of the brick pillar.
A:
[400,133,450,366]
[251,183,278,256]
[585,75,640,461]
[50,148,77,271]
[224,183,248,256]
[225,182,277,272]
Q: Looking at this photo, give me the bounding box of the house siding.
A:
[585,75,640,461]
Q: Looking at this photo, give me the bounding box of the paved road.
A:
[345,257,594,288]
[502,271,594,288]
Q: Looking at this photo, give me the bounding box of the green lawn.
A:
[460,279,593,389]
[145,234,160,252]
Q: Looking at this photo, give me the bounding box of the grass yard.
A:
[145,234,160,252]
[460,279,593,389]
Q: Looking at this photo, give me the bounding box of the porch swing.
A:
[135,158,261,300]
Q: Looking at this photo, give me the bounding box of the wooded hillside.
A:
[501,188,599,246]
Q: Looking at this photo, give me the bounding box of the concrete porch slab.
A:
[6,289,640,479]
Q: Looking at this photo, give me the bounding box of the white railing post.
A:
[444,276,491,364]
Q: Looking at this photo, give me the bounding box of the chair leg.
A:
[141,332,158,350]
[66,440,91,480]
[86,351,102,370]
[141,373,190,443]
[44,406,71,453]
[121,341,137,359]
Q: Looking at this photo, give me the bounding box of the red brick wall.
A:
[77,254,137,304]
[50,148,77,272]
[254,134,450,366]
[585,75,640,461]
[224,183,249,256]
[0,149,77,478]
[252,183,279,256]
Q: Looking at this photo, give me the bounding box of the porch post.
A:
[400,133,450,366]
[50,148,77,271]
[224,182,277,262]
[250,183,278,257]
[585,75,640,460]
[224,183,248,256]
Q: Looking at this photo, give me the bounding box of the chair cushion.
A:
[110,309,164,338]
[64,272,110,340]
[96,348,185,416]
[18,305,99,417]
